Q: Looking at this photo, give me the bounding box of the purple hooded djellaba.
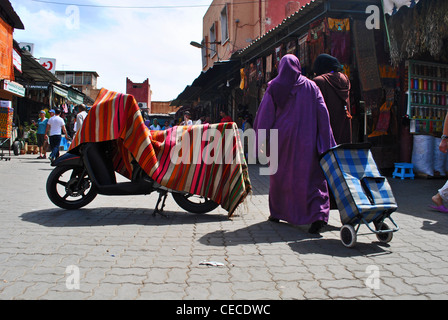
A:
[253,54,336,227]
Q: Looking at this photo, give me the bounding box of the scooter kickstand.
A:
[153,191,168,218]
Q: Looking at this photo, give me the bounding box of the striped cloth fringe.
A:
[69,88,251,216]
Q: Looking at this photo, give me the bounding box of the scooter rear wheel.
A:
[46,165,98,210]
[172,192,219,214]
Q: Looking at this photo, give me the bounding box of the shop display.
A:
[0,103,13,139]
[407,60,448,135]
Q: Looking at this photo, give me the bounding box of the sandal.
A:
[429,205,448,213]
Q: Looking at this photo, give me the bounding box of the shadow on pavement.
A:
[388,177,448,235]
[20,207,227,227]
[199,220,391,257]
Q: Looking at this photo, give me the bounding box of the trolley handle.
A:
[360,175,386,205]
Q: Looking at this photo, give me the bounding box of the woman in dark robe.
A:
[253,54,336,234]
[313,54,352,144]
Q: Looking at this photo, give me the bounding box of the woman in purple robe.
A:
[253,54,336,234]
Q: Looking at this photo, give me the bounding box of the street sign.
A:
[39,58,56,74]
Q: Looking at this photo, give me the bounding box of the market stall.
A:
[385,0,448,177]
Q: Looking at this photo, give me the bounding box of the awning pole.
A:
[381,0,392,50]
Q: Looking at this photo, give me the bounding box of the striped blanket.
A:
[69,89,251,216]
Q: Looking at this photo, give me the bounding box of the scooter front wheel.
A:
[172,192,219,214]
[46,165,98,210]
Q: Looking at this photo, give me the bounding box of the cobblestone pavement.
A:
[1,153,448,300]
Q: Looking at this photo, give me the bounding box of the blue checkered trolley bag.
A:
[319,143,399,248]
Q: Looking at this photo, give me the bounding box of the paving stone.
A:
[2,155,448,300]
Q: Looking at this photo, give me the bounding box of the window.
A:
[83,73,92,85]
[56,73,65,83]
[209,23,217,57]
[221,5,229,43]
[75,72,83,85]
[65,72,74,84]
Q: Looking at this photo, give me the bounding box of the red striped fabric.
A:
[70,89,251,216]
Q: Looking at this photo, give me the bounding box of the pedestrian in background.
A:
[36,110,48,159]
[74,103,88,133]
[181,111,193,125]
[253,54,336,234]
[313,53,352,144]
[45,109,69,162]
[219,110,233,123]
[162,120,172,130]
[149,119,161,130]
[431,112,448,213]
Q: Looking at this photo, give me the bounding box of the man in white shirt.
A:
[74,104,88,133]
[45,109,69,162]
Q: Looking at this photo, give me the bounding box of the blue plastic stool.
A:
[392,163,414,180]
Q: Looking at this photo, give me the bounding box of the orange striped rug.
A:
[70,88,251,216]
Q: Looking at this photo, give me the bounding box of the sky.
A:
[10,0,212,101]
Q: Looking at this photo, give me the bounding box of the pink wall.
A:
[126,78,151,112]
[265,1,314,32]
[201,1,314,70]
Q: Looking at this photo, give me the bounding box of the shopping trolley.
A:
[320,143,399,248]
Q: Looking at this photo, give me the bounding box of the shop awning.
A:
[232,0,325,63]
[52,83,85,104]
[16,48,60,83]
[383,0,421,15]
[67,89,84,104]
[52,84,68,98]
[171,60,240,106]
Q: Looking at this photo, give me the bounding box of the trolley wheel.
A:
[340,224,357,248]
[13,141,20,156]
[375,222,393,243]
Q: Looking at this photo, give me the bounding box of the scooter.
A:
[46,140,219,215]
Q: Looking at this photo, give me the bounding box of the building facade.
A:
[126,78,152,113]
[55,70,99,103]
[199,0,313,71]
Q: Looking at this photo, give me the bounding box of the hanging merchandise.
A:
[248,62,257,84]
[386,0,448,66]
[298,34,309,74]
[239,68,245,90]
[368,93,394,138]
[327,18,351,64]
[265,54,272,82]
[286,39,297,55]
[274,44,283,76]
[307,18,329,69]
[256,58,263,83]
[353,20,382,92]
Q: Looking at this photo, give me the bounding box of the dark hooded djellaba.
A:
[313,54,352,144]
